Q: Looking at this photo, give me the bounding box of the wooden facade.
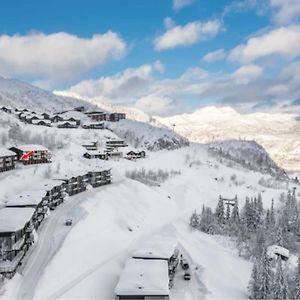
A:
[0,208,35,277]
[0,150,17,172]
[9,145,51,165]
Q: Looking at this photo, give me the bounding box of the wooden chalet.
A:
[126,150,146,160]
[57,121,78,128]
[82,121,104,129]
[108,112,126,122]
[9,144,51,165]
[41,112,50,119]
[83,151,108,160]
[32,119,52,127]
[51,115,64,123]
[0,149,17,172]
[74,106,85,112]
[0,207,35,277]
[63,117,80,126]
[82,141,98,151]
[106,140,128,150]
[84,111,106,121]
[1,106,12,114]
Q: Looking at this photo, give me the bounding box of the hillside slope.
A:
[155,106,300,171]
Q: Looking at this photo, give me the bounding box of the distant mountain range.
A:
[0,76,299,171]
[155,106,300,171]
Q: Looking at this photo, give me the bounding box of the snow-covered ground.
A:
[0,108,296,299]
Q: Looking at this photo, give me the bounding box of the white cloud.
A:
[228,25,300,63]
[135,94,175,115]
[154,19,222,51]
[173,0,195,11]
[231,64,263,84]
[270,0,300,24]
[0,31,126,84]
[202,48,226,62]
[68,61,164,100]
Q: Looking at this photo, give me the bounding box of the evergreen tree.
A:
[189,210,200,229]
[294,258,300,299]
[272,259,288,299]
[257,246,273,299]
[231,201,239,222]
[248,260,260,299]
[215,197,225,225]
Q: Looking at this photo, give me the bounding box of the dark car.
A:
[181,259,189,270]
[65,219,73,226]
[184,271,191,280]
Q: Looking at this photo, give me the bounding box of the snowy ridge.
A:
[208,140,288,179]
[155,106,300,171]
[105,119,189,151]
[0,77,88,112]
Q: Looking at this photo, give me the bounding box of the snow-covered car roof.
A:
[114,258,169,296]
[0,148,16,157]
[132,237,177,260]
[6,190,48,207]
[0,207,35,233]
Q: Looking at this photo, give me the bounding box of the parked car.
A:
[181,259,189,270]
[184,270,191,280]
[65,219,73,226]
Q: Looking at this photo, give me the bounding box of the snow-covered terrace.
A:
[115,258,169,297]
[0,207,35,233]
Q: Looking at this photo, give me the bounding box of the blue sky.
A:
[0,0,300,115]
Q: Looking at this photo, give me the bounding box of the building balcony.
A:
[0,249,25,273]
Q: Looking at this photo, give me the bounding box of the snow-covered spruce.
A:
[208,140,288,180]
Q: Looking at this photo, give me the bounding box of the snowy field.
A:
[0,112,294,299]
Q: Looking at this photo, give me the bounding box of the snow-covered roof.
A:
[115,259,169,296]
[0,207,35,232]
[132,237,177,260]
[84,150,106,155]
[60,111,86,120]
[11,144,49,151]
[267,245,289,259]
[33,179,65,191]
[32,119,51,124]
[57,121,77,126]
[6,190,47,207]
[0,148,16,157]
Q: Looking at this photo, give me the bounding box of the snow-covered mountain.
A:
[208,140,288,179]
[155,106,300,171]
[0,76,90,112]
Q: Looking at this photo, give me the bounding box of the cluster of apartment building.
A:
[1,106,126,129]
[82,140,146,161]
[0,144,51,173]
[0,168,112,278]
